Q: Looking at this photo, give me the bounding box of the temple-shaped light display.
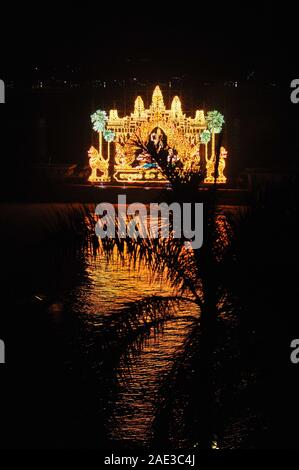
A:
[88,85,227,184]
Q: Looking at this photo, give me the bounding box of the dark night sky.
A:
[0,4,298,188]
[1,5,297,83]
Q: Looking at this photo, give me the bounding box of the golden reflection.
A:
[72,234,199,444]
[77,209,234,445]
[212,440,219,449]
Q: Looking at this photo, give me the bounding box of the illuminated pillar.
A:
[99,131,103,156]
[211,131,215,159]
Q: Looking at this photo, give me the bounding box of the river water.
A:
[0,203,257,449]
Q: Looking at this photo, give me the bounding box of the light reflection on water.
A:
[110,316,195,445]
[1,203,252,448]
[63,208,238,448]
[69,247,198,446]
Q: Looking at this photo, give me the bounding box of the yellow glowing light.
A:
[211,440,219,450]
[88,85,228,184]
[204,146,227,184]
[150,85,166,113]
[109,109,119,121]
[170,96,183,119]
[194,110,205,125]
[132,96,146,118]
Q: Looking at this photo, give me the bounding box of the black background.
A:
[0,4,298,181]
[0,3,299,458]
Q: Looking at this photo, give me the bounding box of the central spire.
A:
[150,85,165,113]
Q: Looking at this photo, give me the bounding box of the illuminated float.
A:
[88,85,227,184]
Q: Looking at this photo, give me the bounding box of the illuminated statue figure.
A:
[88,146,109,182]
[205,146,228,184]
[217,147,228,184]
[205,153,216,184]
[150,127,165,152]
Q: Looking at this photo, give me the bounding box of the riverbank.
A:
[0,182,252,205]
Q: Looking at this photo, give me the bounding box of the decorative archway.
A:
[88,85,227,184]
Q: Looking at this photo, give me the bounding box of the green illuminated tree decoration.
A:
[206,111,225,160]
[200,129,211,163]
[91,110,108,156]
[206,111,225,134]
[91,110,108,133]
[103,129,115,162]
[200,129,211,145]
[103,129,115,143]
